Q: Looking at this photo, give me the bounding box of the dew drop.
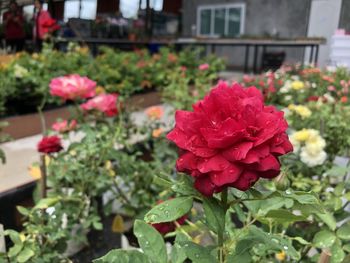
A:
[195,254,200,258]
[272,238,279,244]
[283,246,288,250]
[184,244,189,247]
[145,241,150,246]
[165,210,170,217]
[285,189,292,195]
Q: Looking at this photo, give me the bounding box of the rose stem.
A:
[40,154,47,198]
[218,188,228,262]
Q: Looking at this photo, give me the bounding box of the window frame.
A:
[196,3,246,38]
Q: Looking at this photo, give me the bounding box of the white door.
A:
[306,0,342,67]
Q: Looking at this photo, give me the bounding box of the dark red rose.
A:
[167,81,293,197]
[152,215,187,235]
[37,136,63,154]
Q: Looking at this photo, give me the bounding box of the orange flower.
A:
[152,128,163,138]
[340,96,348,103]
[322,75,335,83]
[168,53,178,63]
[145,106,164,120]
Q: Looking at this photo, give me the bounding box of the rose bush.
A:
[167,81,293,196]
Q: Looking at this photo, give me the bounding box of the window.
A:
[64,0,97,21]
[197,4,245,38]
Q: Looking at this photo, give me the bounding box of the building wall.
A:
[182,0,312,69]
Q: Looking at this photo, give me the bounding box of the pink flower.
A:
[49,74,96,101]
[80,94,119,117]
[167,81,293,196]
[199,63,209,71]
[52,119,77,133]
[327,85,336,92]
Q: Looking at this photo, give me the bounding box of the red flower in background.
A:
[52,119,77,133]
[37,136,63,154]
[42,18,60,32]
[151,200,187,235]
[80,93,119,117]
[167,81,293,196]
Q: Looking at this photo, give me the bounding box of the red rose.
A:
[37,136,63,154]
[167,81,293,196]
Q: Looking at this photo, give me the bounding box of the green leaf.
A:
[180,242,216,263]
[313,230,336,248]
[331,243,345,263]
[334,183,345,196]
[16,206,30,217]
[34,197,60,209]
[293,237,311,245]
[171,176,199,197]
[203,198,225,234]
[4,230,22,245]
[326,166,350,177]
[134,220,167,263]
[343,244,350,253]
[153,176,173,188]
[17,248,34,263]
[144,197,193,224]
[316,211,337,231]
[336,223,350,241]
[170,232,190,263]
[264,209,307,224]
[93,249,150,263]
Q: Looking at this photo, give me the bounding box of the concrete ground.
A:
[0,71,243,194]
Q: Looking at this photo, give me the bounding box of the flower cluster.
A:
[52,119,77,133]
[287,104,312,119]
[290,129,327,167]
[167,81,293,196]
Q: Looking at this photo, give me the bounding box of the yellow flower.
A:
[291,80,305,90]
[95,86,106,95]
[152,128,163,138]
[275,250,286,261]
[28,165,41,180]
[288,104,312,119]
[293,129,310,142]
[105,160,116,177]
[19,233,26,242]
[111,215,125,233]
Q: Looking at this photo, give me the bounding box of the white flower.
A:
[13,64,29,78]
[280,80,292,93]
[284,95,292,101]
[323,93,335,104]
[300,148,327,167]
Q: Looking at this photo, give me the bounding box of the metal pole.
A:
[79,0,82,18]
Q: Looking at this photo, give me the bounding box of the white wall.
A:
[306,0,342,67]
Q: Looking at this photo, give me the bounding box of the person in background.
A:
[2,1,25,52]
[33,0,51,51]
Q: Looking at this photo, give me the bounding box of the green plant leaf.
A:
[336,223,350,241]
[34,197,60,209]
[343,244,350,253]
[264,209,306,224]
[16,206,30,217]
[144,197,193,224]
[180,242,216,263]
[171,176,199,197]
[313,230,336,248]
[203,197,225,234]
[331,243,345,263]
[293,237,311,245]
[134,220,167,263]
[316,211,337,231]
[17,248,34,263]
[93,249,150,263]
[170,232,190,263]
